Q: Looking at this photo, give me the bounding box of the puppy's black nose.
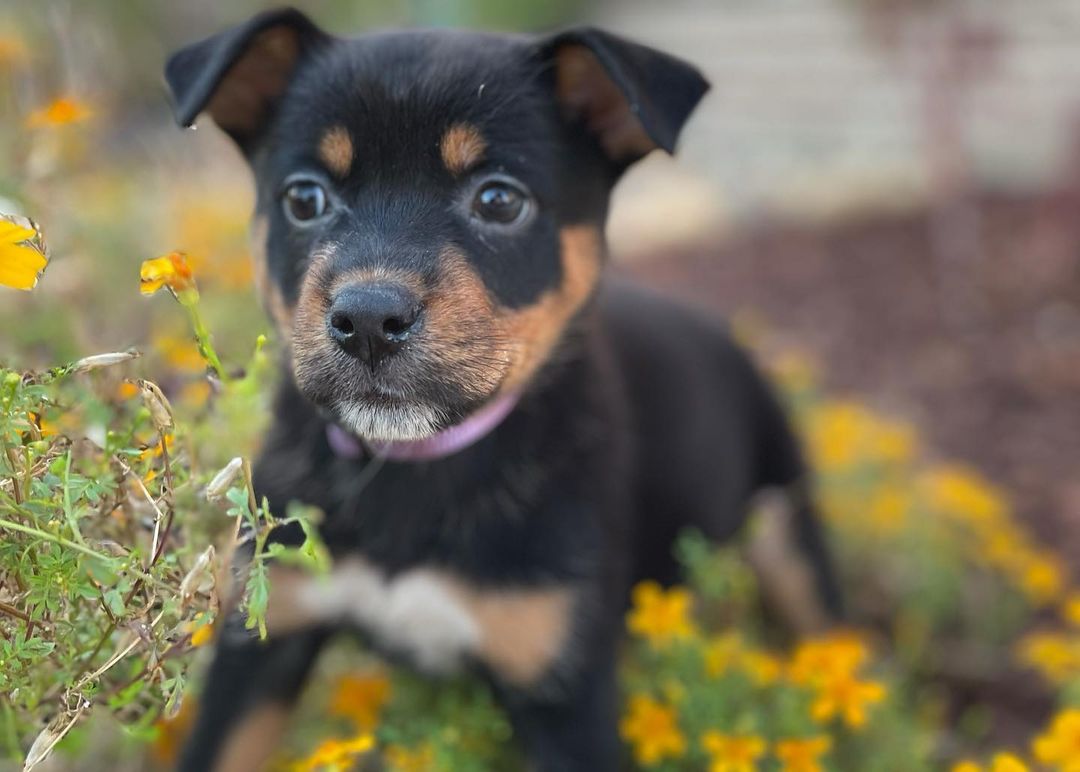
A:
[327,283,422,365]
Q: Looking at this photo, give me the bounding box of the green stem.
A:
[0,517,107,561]
[61,451,87,546]
[184,302,227,382]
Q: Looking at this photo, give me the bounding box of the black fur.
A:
[164,9,838,771]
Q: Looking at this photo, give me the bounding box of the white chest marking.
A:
[296,558,480,673]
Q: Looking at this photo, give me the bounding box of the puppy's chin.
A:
[335,400,445,442]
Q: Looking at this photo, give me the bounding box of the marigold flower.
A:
[775,736,831,772]
[0,217,47,290]
[1017,552,1065,606]
[809,673,886,730]
[1062,593,1080,628]
[189,622,213,648]
[989,753,1030,772]
[292,734,374,772]
[700,731,766,772]
[788,632,869,686]
[140,251,198,299]
[619,694,686,766]
[626,581,696,649]
[328,672,391,730]
[26,96,92,128]
[1033,708,1080,770]
[1016,632,1080,685]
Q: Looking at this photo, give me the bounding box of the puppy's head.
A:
[165,8,707,441]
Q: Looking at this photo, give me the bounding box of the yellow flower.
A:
[952,762,982,772]
[1017,552,1065,606]
[626,581,696,649]
[140,251,197,298]
[26,96,92,128]
[809,673,886,730]
[619,694,686,766]
[1062,593,1080,628]
[385,743,435,772]
[788,632,869,686]
[742,650,782,686]
[292,734,374,772]
[872,419,916,465]
[989,754,1029,772]
[920,466,1006,525]
[1033,708,1080,771]
[807,402,867,470]
[328,672,391,730]
[701,731,766,772]
[775,736,831,772]
[189,620,213,648]
[1016,632,1080,684]
[0,218,47,290]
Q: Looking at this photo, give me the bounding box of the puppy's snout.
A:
[328,283,422,365]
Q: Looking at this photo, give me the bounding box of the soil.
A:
[628,185,1080,563]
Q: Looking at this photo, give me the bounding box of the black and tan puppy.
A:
[164,8,840,770]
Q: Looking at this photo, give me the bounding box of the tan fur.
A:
[318,125,354,177]
[746,490,830,634]
[214,702,289,772]
[554,45,655,161]
[499,225,604,391]
[453,584,575,686]
[440,123,487,174]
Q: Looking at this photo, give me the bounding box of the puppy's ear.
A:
[539,28,709,165]
[164,7,329,148]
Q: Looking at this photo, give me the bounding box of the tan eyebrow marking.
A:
[318,125,353,177]
[440,123,487,174]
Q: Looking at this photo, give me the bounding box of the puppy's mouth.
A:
[332,393,449,443]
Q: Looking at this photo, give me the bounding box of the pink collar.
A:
[326,392,519,462]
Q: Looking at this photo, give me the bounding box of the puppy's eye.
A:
[283,181,329,224]
[472,180,529,225]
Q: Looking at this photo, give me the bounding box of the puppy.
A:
[164,9,840,770]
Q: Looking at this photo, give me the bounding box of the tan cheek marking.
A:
[440,123,487,174]
[452,584,575,687]
[499,225,603,391]
[422,249,506,399]
[250,216,294,335]
[213,702,290,772]
[318,125,354,178]
[291,252,338,381]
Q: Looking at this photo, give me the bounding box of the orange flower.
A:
[328,672,391,730]
[619,693,687,766]
[809,673,886,729]
[626,581,696,649]
[26,96,92,128]
[292,734,374,771]
[0,218,47,290]
[700,731,766,772]
[140,251,197,299]
[1033,708,1080,770]
[775,736,832,772]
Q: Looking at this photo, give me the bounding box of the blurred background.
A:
[4,0,1080,768]
[4,0,1080,559]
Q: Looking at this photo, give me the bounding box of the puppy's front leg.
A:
[499,652,621,772]
[177,618,329,772]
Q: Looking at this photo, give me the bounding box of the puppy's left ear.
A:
[539,27,709,165]
[164,7,330,149]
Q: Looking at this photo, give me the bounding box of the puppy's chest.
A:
[264,556,576,688]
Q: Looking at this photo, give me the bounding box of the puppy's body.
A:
[165,12,838,770]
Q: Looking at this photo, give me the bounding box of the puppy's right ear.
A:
[164,7,329,148]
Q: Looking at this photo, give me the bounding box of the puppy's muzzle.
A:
[328,282,423,366]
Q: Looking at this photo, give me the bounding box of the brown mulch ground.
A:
[629,184,1080,563]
